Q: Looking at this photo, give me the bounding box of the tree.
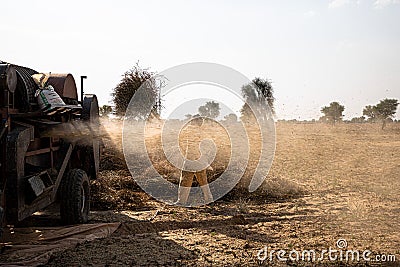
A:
[320,102,345,124]
[364,99,399,129]
[99,105,112,117]
[240,77,275,121]
[198,101,220,119]
[362,105,378,122]
[112,63,162,118]
[223,113,238,123]
[350,116,366,123]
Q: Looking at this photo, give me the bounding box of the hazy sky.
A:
[1,0,399,120]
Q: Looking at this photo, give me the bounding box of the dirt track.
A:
[4,122,400,266]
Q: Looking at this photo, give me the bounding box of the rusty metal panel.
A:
[0,62,38,111]
[14,65,39,106]
[0,64,17,93]
[5,125,34,223]
[47,73,78,100]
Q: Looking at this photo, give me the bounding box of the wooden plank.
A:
[18,186,54,221]
[51,144,73,201]
[25,146,60,157]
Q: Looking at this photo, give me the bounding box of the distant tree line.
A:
[320,99,399,129]
[109,66,276,122]
[185,77,275,123]
[108,62,398,129]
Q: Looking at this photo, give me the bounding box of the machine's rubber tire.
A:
[82,94,99,123]
[60,169,90,224]
[81,94,100,179]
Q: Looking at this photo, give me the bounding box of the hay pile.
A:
[90,119,304,210]
[90,119,153,210]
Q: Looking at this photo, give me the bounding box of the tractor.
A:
[0,61,100,234]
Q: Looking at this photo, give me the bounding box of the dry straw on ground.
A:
[93,118,305,209]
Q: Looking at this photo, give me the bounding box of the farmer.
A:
[175,116,213,205]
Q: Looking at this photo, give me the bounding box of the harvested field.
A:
[3,121,400,266]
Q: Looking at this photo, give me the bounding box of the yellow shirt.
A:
[179,123,214,170]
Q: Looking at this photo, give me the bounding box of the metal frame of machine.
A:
[0,61,100,230]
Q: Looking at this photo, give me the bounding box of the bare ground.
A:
[8,121,400,266]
